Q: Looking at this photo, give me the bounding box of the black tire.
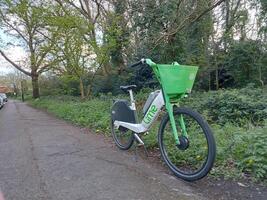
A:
[158,107,216,181]
[111,119,135,150]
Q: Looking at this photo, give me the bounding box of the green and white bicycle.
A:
[111,58,216,181]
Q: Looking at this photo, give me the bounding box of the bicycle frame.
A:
[114,90,164,133]
[113,89,184,145]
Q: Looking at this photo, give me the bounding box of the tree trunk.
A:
[79,77,85,99]
[259,66,264,87]
[31,75,40,99]
[215,67,219,90]
[87,84,92,98]
[208,71,211,91]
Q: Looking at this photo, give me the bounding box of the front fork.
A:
[165,98,188,145]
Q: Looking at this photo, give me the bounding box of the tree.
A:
[0,69,29,95]
[224,40,263,85]
[127,0,223,89]
[108,0,130,74]
[0,0,60,98]
[55,0,130,96]
[54,17,91,98]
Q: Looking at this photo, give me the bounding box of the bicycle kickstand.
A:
[133,133,149,161]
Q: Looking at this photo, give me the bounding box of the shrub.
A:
[238,123,267,180]
[181,86,267,125]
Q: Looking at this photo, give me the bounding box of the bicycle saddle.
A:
[120,85,137,92]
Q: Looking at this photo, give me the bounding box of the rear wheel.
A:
[158,107,216,181]
[111,119,134,150]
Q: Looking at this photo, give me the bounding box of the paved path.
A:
[0,100,205,200]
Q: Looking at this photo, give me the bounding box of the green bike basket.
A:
[156,63,198,101]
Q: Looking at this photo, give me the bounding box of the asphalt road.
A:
[0,100,205,200]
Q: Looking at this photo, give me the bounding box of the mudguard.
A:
[111,100,136,124]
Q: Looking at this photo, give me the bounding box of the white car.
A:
[0,93,7,103]
[0,96,4,109]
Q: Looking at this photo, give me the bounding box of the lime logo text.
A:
[143,105,158,124]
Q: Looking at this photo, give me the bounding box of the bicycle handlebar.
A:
[129,58,146,68]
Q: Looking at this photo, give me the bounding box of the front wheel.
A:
[158,107,216,181]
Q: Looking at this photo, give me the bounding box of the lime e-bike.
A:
[111,59,216,181]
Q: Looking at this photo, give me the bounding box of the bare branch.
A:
[79,0,87,14]
[64,0,89,19]
[225,0,241,32]
[176,0,184,13]
[92,0,102,24]
[38,58,63,74]
[150,0,226,52]
[192,0,226,23]
[0,50,31,76]
[35,30,59,68]
[0,11,29,44]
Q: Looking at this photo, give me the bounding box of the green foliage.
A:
[238,124,267,180]
[29,96,111,135]
[224,40,266,85]
[92,73,130,95]
[127,0,267,90]
[130,0,213,64]
[181,86,267,125]
[39,75,62,96]
[208,123,267,182]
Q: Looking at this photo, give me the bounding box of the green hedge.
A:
[181,86,267,125]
